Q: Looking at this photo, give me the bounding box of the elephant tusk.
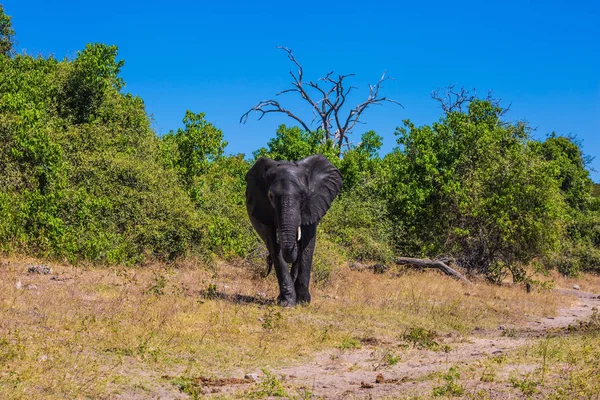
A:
[297,226,302,241]
[276,232,279,244]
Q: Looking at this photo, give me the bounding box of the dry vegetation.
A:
[0,257,598,399]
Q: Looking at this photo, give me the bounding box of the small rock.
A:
[257,292,266,299]
[349,262,367,271]
[360,336,379,345]
[27,264,52,275]
[244,373,259,382]
[373,264,389,274]
[498,325,506,331]
[26,284,38,290]
[360,381,374,389]
[573,284,580,290]
[375,373,385,384]
[39,355,48,362]
[15,281,22,290]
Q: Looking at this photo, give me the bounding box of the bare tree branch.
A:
[432,85,511,116]
[240,99,312,133]
[240,47,402,157]
[395,257,472,285]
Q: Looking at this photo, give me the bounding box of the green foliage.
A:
[58,43,125,124]
[192,155,259,260]
[402,327,440,350]
[0,5,14,56]
[384,351,401,366]
[509,373,539,396]
[253,124,338,161]
[536,134,592,211]
[321,130,394,263]
[0,32,201,263]
[170,376,204,399]
[433,367,464,397]
[336,337,361,350]
[322,189,393,262]
[260,306,283,330]
[311,235,344,285]
[337,130,384,192]
[144,271,168,296]
[385,101,565,280]
[161,110,227,188]
[534,134,600,276]
[0,3,598,283]
[245,369,289,398]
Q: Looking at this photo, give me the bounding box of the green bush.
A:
[383,101,566,280]
[193,157,259,260]
[321,190,393,263]
[1,5,599,282]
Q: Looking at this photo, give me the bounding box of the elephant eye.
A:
[267,191,274,202]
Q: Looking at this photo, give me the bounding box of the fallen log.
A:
[395,257,472,285]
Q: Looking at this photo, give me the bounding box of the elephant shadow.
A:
[206,291,276,306]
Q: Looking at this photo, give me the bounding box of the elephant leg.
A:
[266,232,296,307]
[250,219,296,306]
[294,224,317,304]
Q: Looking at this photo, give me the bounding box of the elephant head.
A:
[245,154,342,305]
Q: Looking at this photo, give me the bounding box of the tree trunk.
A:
[395,257,472,285]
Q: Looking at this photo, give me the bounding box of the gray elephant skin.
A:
[245,154,342,306]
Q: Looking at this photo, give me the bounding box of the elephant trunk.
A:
[278,201,301,263]
[280,224,299,263]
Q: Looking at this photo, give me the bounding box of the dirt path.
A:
[249,288,600,399]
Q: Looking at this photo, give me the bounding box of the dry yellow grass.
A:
[0,256,575,398]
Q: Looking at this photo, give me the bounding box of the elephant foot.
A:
[277,288,297,307]
[276,295,296,307]
[296,291,311,305]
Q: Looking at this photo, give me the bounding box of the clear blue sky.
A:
[4,0,600,179]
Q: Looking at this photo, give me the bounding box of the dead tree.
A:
[395,257,472,285]
[431,84,510,116]
[240,46,402,157]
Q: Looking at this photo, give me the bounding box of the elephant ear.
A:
[297,154,343,225]
[245,157,278,226]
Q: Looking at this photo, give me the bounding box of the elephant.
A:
[245,154,342,306]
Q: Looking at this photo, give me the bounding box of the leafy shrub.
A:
[321,188,393,263]
[1,4,599,281]
[311,235,345,285]
[433,367,464,397]
[402,327,440,350]
[245,369,289,398]
[384,101,566,280]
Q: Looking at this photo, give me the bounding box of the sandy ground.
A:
[199,288,600,399]
[4,260,598,399]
